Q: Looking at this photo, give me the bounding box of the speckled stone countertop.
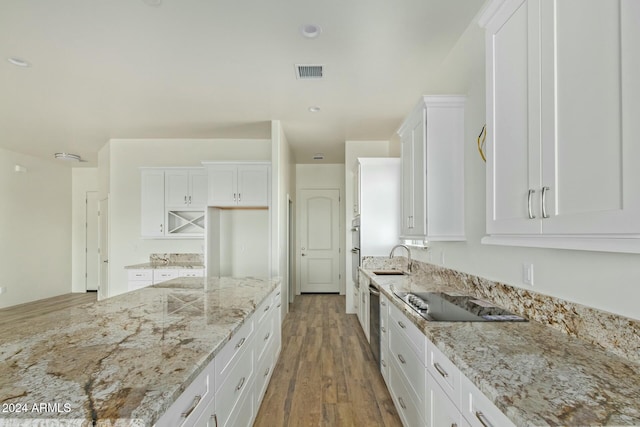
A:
[0,276,279,425]
[362,269,640,426]
[124,262,205,269]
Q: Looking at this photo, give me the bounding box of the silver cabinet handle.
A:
[541,186,550,218]
[381,359,387,367]
[475,411,494,427]
[233,193,236,201]
[212,414,218,427]
[180,395,201,418]
[264,305,270,312]
[235,376,245,392]
[434,362,449,378]
[238,193,241,202]
[264,367,270,377]
[184,195,188,204]
[398,396,407,410]
[160,224,163,233]
[189,195,192,204]
[381,326,386,333]
[381,301,386,306]
[264,332,270,341]
[277,303,281,308]
[351,248,358,253]
[397,354,406,364]
[235,337,246,349]
[398,321,406,329]
[527,189,536,219]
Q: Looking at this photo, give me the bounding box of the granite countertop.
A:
[0,276,279,425]
[362,269,640,426]
[124,262,205,269]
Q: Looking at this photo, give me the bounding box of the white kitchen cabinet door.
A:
[166,169,208,209]
[237,165,270,207]
[141,169,165,237]
[400,133,414,237]
[428,373,469,427]
[189,169,209,208]
[539,0,640,235]
[207,165,237,207]
[484,0,542,236]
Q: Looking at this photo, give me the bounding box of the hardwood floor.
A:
[0,292,96,324]
[254,294,402,427]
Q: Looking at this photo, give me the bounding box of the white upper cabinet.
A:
[140,167,206,238]
[397,96,466,241]
[480,0,640,252]
[204,163,270,208]
[141,169,165,237]
[165,169,208,209]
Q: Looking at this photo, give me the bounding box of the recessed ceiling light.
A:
[300,24,322,39]
[7,57,30,67]
[54,153,82,162]
[308,106,321,113]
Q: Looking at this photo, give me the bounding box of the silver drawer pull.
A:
[434,362,449,378]
[264,367,270,377]
[235,337,246,349]
[381,301,386,306]
[397,354,406,364]
[277,303,281,308]
[398,396,407,410]
[527,189,535,219]
[236,376,246,392]
[398,321,406,329]
[475,411,494,427]
[276,291,281,297]
[264,332,270,341]
[381,326,386,333]
[264,305,270,312]
[381,359,387,367]
[180,395,201,418]
[212,414,218,427]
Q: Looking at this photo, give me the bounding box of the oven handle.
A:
[369,285,380,296]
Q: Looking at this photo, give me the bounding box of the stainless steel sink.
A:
[372,270,406,276]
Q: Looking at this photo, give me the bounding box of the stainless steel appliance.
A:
[393,291,527,322]
[351,217,360,283]
[369,284,380,366]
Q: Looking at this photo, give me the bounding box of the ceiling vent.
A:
[312,153,325,160]
[296,64,324,80]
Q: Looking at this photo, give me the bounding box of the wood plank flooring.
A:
[254,294,402,427]
[0,292,96,324]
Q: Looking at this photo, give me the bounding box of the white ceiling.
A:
[0,0,486,165]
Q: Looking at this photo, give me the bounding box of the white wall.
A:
[0,148,72,308]
[71,168,98,293]
[107,138,271,298]
[271,121,296,318]
[344,141,395,312]
[410,21,640,321]
[296,164,346,295]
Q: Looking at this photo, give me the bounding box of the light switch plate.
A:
[522,263,534,286]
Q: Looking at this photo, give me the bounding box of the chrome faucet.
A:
[389,244,412,273]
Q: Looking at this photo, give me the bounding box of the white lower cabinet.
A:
[379,294,390,384]
[386,300,514,427]
[155,284,281,427]
[127,268,205,291]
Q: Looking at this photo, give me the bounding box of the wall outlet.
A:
[522,263,534,286]
[0,287,6,295]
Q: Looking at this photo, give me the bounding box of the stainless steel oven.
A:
[351,217,360,283]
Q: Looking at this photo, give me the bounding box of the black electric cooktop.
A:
[393,291,527,322]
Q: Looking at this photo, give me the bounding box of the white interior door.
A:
[299,189,340,293]
[85,191,99,291]
[98,197,109,300]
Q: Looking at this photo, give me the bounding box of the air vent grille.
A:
[296,64,324,79]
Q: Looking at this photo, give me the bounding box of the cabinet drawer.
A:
[154,269,180,284]
[255,339,276,406]
[389,320,426,419]
[461,375,515,427]
[214,318,254,392]
[216,343,254,427]
[388,356,425,427]
[224,377,256,427]
[180,269,204,278]
[256,292,275,325]
[255,314,275,364]
[127,269,153,281]
[388,301,426,365]
[380,345,390,385]
[154,366,211,427]
[428,342,461,406]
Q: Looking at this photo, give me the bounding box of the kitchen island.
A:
[362,268,640,426]
[0,275,280,426]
